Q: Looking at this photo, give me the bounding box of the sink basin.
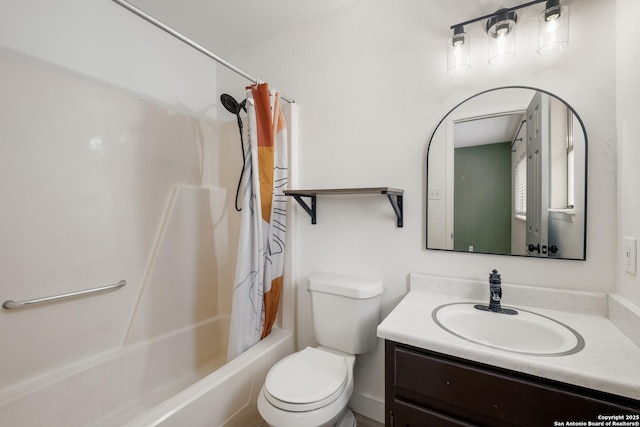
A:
[432,303,585,356]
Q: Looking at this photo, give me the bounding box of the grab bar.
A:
[2,280,126,310]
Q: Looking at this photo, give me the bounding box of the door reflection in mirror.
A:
[426,87,586,260]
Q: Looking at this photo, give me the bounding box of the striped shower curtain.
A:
[227,83,288,361]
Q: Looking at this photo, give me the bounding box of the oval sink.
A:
[432,303,585,356]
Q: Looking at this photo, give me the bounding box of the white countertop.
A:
[377,275,640,401]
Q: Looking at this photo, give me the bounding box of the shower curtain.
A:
[227,83,288,361]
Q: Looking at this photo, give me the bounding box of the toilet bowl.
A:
[257,347,356,427]
[258,273,383,427]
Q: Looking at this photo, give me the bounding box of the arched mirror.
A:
[426,87,587,260]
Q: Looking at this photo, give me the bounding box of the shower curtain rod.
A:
[110,0,295,104]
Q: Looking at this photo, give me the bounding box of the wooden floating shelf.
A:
[283,187,404,227]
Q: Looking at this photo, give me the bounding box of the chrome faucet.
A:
[474,269,518,315]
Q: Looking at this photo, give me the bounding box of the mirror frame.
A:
[426,86,588,260]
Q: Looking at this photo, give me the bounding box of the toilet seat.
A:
[264,347,348,412]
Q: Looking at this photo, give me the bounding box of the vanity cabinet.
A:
[385,341,640,427]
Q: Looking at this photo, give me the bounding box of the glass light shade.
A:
[487,14,517,65]
[447,32,470,74]
[487,27,516,65]
[538,4,569,53]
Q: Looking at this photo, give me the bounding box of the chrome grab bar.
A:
[2,280,126,310]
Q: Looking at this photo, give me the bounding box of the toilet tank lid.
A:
[308,273,384,299]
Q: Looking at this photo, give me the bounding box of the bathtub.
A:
[0,314,294,427]
[122,327,294,427]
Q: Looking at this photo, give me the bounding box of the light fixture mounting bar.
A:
[450,0,549,30]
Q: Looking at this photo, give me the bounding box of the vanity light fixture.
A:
[447,0,570,73]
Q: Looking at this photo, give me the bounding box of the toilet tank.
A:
[308,273,384,354]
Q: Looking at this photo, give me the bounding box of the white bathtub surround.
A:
[0,53,216,390]
[378,273,640,401]
[0,316,229,426]
[125,185,228,345]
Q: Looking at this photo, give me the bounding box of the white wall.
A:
[0,0,219,120]
[220,0,618,420]
[616,0,640,306]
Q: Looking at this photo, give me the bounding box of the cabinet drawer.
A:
[394,399,474,427]
[393,345,639,426]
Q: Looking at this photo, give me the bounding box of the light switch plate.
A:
[429,188,442,200]
[624,237,637,275]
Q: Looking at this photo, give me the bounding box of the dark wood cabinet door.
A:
[394,399,475,427]
[386,341,640,427]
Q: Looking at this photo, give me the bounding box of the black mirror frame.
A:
[425,85,588,260]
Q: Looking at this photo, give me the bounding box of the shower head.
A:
[221,93,248,213]
[220,93,246,114]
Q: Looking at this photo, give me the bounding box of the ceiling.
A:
[127,0,360,55]
[123,0,537,58]
[454,113,525,148]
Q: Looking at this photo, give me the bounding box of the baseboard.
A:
[349,392,385,424]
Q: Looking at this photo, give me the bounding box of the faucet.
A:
[488,269,502,312]
[474,269,518,315]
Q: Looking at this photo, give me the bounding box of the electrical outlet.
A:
[624,237,637,275]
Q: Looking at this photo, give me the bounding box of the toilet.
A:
[257,273,384,427]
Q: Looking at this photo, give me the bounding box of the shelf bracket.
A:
[385,192,404,228]
[285,187,403,227]
[291,194,316,224]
